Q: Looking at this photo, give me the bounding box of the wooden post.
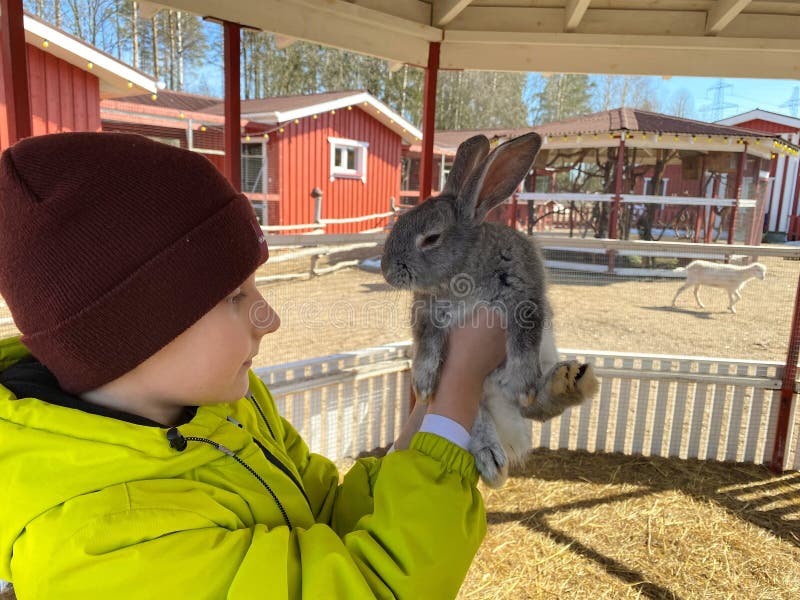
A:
[1,0,31,144]
[707,175,721,243]
[789,156,800,241]
[607,136,625,274]
[419,42,440,203]
[608,136,625,239]
[311,187,323,225]
[223,21,242,192]
[770,268,800,473]
[762,153,779,234]
[728,144,747,244]
[510,188,519,229]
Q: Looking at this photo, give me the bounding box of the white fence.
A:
[256,343,800,471]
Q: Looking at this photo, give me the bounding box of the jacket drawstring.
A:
[166,427,293,530]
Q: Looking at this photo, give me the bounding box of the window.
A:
[241,142,266,195]
[241,142,268,225]
[644,177,669,196]
[329,137,368,182]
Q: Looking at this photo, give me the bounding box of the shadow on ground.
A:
[483,448,800,600]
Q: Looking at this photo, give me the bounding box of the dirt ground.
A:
[1,250,795,366]
[243,251,797,369]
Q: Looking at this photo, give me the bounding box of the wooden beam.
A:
[440,31,800,79]
[1,0,31,144]
[565,0,591,32]
[432,0,473,26]
[706,0,751,34]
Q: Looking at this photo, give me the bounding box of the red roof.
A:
[204,90,364,116]
[121,90,222,112]
[432,108,777,150]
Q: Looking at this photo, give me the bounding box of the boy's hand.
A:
[443,309,507,383]
[428,310,507,431]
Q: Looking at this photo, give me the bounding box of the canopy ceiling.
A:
[151,1,800,80]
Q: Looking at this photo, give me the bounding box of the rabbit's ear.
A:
[442,135,490,197]
[460,132,541,223]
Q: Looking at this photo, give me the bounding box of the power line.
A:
[780,86,800,117]
[700,79,739,121]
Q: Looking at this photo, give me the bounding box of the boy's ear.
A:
[441,135,490,198]
[459,132,542,223]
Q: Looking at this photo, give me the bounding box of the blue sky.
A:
[662,76,800,120]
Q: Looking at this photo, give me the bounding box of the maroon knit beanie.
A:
[0,132,269,394]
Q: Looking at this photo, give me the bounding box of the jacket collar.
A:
[0,336,195,427]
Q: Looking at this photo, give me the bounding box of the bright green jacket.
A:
[0,337,485,599]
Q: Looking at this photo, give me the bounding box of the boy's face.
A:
[85,272,280,424]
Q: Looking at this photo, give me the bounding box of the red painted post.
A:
[789,156,800,241]
[763,153,779,233]
[770,268,800,473]
[1,0,32,144]
[419,42,440,203]
[728,144,747,244]
[608,135,625,239]
[510,187,519,229]
[774,152,791,234]
[707,175,721,243]
[223,21,242,192]
[607,136,625,274]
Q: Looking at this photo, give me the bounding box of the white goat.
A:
[671,260,766,313]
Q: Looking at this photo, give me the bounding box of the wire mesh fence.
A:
[2,234,796,369]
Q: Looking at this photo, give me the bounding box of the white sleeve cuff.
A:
[418,413,471,450]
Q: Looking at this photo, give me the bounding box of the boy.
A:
[0,133,505,599]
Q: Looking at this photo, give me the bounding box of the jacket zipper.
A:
[167,427,293,530]
[247,394,313,510]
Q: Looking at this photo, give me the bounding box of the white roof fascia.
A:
[245,92,423,143]
[717,109,800,130]
[23,15,157,97]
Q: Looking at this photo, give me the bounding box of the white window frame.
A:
[329,137,368,183]
[644,177,669,196]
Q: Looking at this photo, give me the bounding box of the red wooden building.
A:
[0,12,156,150]
[101,89,423,233]
[718,109,800,241]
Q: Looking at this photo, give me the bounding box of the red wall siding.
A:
[277,107,401,233]
[734,119,798,135]
[0,41,101,150]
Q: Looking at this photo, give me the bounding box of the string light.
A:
[179,112,185,119]
[263,133,269,140]
[294,119,299,124]
[87,62,93,69]
[312,114,318,119]
[42,40,49,48]
[151,94,157,101]
[245,135,251,142]
[127,82,133,88]
[199,125,207,132]
[347,106,353,111]
[279,127,284,133]
[331,110,336,115]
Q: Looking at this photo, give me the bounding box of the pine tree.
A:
[533,74,594,124]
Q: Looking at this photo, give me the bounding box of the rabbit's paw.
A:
[470,439,509,488]
[523,361,598,421]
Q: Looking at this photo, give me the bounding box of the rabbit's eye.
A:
[419,233,441,248]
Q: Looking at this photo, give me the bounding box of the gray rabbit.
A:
[382,132,598,487]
